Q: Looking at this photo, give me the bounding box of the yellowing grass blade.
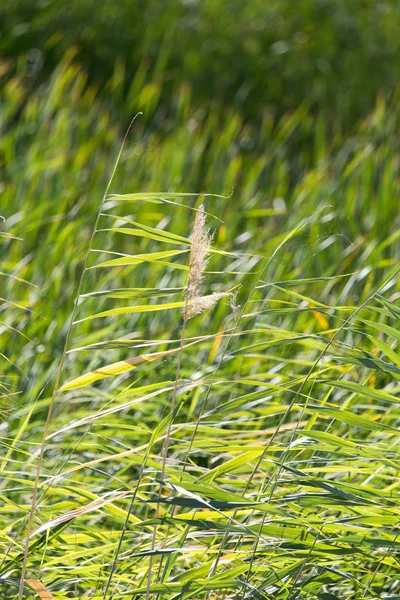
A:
[59,338,208,391]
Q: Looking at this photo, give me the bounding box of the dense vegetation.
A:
[1,2,400,598]
[3,0,400,127]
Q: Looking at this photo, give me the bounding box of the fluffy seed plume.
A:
[185,292,229,319]
[184,205,231,320]
[186,205,212,303]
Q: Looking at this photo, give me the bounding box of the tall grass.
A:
[1,60,400,598]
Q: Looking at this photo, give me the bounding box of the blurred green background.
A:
[3,0,400,128]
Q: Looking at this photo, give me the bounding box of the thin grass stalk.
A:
[146,305,188,600]
[146,204,212,598]
[18,114,142,600]
[105,205,217,599]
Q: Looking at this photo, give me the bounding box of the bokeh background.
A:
[3,0,400,126]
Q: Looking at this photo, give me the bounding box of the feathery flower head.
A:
[184,205,233,320]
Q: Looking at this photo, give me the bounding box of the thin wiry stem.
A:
[18,114,142,600]
[146,204,219,597]
[146,301,189,600]
[146,205,208,598]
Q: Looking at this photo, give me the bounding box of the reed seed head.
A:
[185,292,231,319]
[184,205,234,319]
[186,205,213,304]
